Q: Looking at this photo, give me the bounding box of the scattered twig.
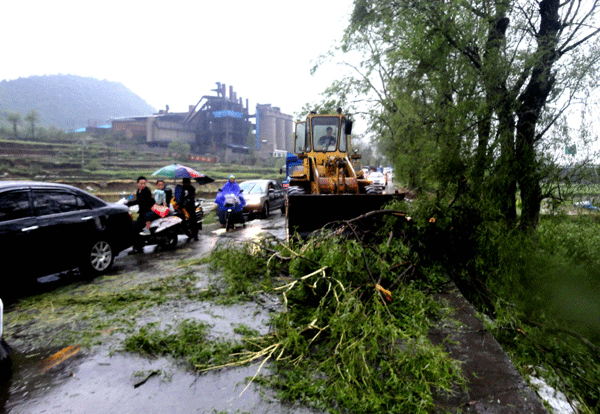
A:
[133,370,160,388]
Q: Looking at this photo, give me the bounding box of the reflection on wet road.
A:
[0,214,317,414]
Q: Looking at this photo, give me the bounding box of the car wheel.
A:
[280,201,286,214]
[262,202,270,219]
[80,240,114,275]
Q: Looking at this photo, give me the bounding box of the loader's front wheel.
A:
[366,185,383,195]
[287,186,305,195]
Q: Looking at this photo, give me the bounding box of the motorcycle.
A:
[119,196,204,250]
[215,189,245,231]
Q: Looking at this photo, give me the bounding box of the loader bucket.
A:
[286,193,405,239]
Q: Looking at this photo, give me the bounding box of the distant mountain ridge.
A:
[0,74,156,130]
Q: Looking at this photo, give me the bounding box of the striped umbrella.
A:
[151,163,215,185]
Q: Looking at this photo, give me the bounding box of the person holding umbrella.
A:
[151,163,214,241]
[175,177,198,241]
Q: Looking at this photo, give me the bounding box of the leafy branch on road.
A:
[124,213,467,413]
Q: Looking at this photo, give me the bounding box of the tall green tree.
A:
[6,112,21,137]
[325,0,600,229]
[167,140,191,161]
[24,109,39,139]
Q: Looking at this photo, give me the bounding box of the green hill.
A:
[0,74,156,131]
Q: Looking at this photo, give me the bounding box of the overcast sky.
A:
[2,0,354,118]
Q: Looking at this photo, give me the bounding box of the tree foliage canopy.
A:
[324,0,600,229]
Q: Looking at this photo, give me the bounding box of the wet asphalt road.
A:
[0,213,318,414]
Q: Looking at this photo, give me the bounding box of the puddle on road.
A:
[1,345,87,414]
[211,215,286,242]
[135,301,274,340]
[4,350,317,414]
[1,215,298,414]
[2,295,310,414]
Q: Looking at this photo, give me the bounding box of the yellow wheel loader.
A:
[286,110,404,238]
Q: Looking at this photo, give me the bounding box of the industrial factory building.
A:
[111,83,293,162]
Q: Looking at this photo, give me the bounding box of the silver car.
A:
[239,179,286,219]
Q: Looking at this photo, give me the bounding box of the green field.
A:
[0,138,285,200]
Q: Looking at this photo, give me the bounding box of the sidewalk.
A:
[430,285,548,413]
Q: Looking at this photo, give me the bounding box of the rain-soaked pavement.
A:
[0,213,314,414]
[1,207,552,414]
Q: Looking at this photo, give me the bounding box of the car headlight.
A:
[246,197,262,207]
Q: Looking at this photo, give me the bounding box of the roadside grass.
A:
[202,209,218,226]
[123,320,259,372]
[485,214,600,412]
[3,267,210,349]
[206,239,275,302]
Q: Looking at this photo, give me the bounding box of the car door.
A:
[268,181,285,210]
[30,188,98,275]
[0,189,39,279]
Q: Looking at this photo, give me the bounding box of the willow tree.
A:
[24,110,39,140]
[6,112,21,138]
[327,0,600,229]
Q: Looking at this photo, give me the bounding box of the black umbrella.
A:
[194,175,215,185]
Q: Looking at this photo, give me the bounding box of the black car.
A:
[0,181,135,289]
[238,179,286,219]
[0,299,10,377]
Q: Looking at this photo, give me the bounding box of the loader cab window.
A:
[295,121,308,153]
[313,119,339,152]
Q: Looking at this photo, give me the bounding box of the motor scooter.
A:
[216,190,245,231]
[119,196,204,249]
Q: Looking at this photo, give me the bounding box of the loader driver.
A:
[318,126,336,150]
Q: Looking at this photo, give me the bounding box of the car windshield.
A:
[239,181,266,194]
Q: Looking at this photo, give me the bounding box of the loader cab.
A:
[295,114,354,156]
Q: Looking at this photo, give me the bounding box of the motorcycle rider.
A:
[215,175,246,228]
[126,176,154,253]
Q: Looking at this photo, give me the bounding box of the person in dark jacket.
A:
[126,176,154,252]
[181,177,198,241]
